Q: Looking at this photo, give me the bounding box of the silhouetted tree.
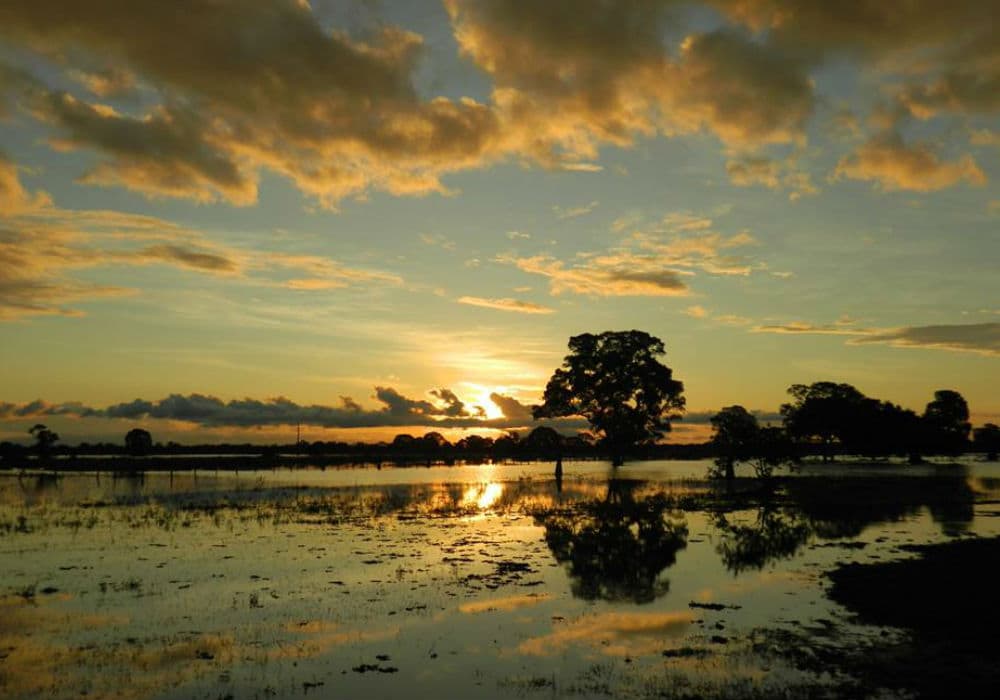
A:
[845,400,922,462]
[711,408,793,481]
[29,424,59,463]
[391,434,416,450]
[455,434,493,453]
[522,426,563,454]
[124,428,153,456]
[534,331,685,466]
[922,390,971,455]
[973,424,1000,461]
[710,406,760,480]
[780,382,867,461]
[492,431,520,459]
[418,432,450,450]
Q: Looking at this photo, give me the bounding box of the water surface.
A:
[3,459,998,699]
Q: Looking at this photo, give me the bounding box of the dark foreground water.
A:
[2,459,999,699]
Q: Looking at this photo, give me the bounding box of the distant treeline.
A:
[2,381,998,471]
[0,428,714,471]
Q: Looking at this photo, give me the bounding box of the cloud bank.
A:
[0,387,583,431]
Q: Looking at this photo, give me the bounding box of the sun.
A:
[463,383,506,421]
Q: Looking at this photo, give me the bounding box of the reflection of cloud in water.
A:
[518,611,693,657]
[278,620,400,659]
[0,595,234,700]
[459,593,552,614]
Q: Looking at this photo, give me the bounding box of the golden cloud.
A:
[503,213,761,297]
[457,296,555,314]
[0,0,994,205]
[508,254,690,297]
[834,131,986,191]
[0,155,52,214]
[517,611,693,657]
[0,1,504,206]
[459,593,552,614]
[448,2,814,156]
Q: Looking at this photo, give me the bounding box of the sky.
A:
[1,0,998,445]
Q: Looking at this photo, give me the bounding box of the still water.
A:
[2,459,998,699]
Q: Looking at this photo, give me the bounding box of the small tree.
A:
[533,331,685,466]
[973,424,1000,461]
[124,428,153,456]
[922,390,971,455]
[29,424,59,462]
[711,407,791,481]
[710,406,759,481]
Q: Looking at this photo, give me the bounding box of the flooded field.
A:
[3,459,1000,699]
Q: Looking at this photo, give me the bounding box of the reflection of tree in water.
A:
[712,473,977,573]
[712,506,812,575]
[785,475,975,539]
[533,479,688,604]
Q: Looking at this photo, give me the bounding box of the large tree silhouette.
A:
[533,331,684,466]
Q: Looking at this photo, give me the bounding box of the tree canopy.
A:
[973,424,1000,461]
[533,330,685,466]
[29,424,59,460]
[710,405,760,480]
[923,390,971,455]
[125,428,153,456]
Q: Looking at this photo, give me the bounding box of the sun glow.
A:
[462,482,504,510]
[462,383,507,421]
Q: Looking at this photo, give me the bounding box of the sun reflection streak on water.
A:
[461,481,504,510]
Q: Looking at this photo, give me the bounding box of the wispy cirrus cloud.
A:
[501,209,760,297]
[505,253,690,297]
[553,200,599,220]
[0,154,401,319]
[751,317,999,357]
[752,318,876,336]
[457,296,555,314]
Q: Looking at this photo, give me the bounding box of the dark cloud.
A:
[0,387,569,431]
[0,0,503,206]
[34,93,257,204]
[851,323,1000,356]
[447,1,815,156]
[489,392,533,422]
[1,0,993,207]
[134,245,238,273]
